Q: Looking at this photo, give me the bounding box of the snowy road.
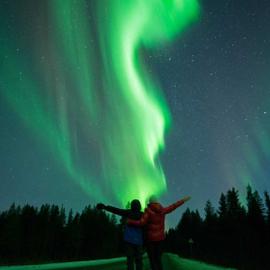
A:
[0,254,237,270]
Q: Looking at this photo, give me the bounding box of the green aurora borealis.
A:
[0,0,199,206]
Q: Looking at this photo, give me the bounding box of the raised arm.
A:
[163,196,191,214]
[97,203,128,217]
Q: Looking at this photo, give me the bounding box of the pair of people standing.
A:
[97,195,191,270]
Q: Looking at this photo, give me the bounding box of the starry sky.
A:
[1,0,270,227]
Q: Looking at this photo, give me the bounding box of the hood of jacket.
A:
[148,202,163,213]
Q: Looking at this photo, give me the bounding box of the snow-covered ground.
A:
[163,254,237,270]
[0,253,237,270]
[0,257,127,270]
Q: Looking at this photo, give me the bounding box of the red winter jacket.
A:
[128,199,185,242]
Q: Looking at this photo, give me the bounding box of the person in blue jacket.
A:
[97,199,144,270]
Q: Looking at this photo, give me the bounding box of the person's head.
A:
[130,199,141,212]
[149,195,158,204]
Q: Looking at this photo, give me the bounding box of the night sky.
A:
[1,0,270,227]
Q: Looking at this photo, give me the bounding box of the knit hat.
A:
[149,195,158,203]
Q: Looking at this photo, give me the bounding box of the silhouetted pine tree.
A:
[264,191,270,268]
[226,188,246,267]
[264,191,270,226]
[247,185,265,228]
[204,200,217,225]
[36,204,50,260]
[216,192,230,266]
[176,208,192,256]
[217,193,227,221]
[165,228,178,253]
[47,205,65,259]
[169,208,203,258]
[20,205,38,260]
[246,185,266,269]
[189,210,203,258]
[202,200,218,263]
[1,204,22,262]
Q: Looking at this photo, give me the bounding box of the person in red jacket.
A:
[128,195,191,270]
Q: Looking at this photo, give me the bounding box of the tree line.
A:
[165,186,270,270]
[0,185,269,269]
[0,204,121,265]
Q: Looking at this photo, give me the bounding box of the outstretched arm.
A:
[163,196,191,214]
[97,203,128,217]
